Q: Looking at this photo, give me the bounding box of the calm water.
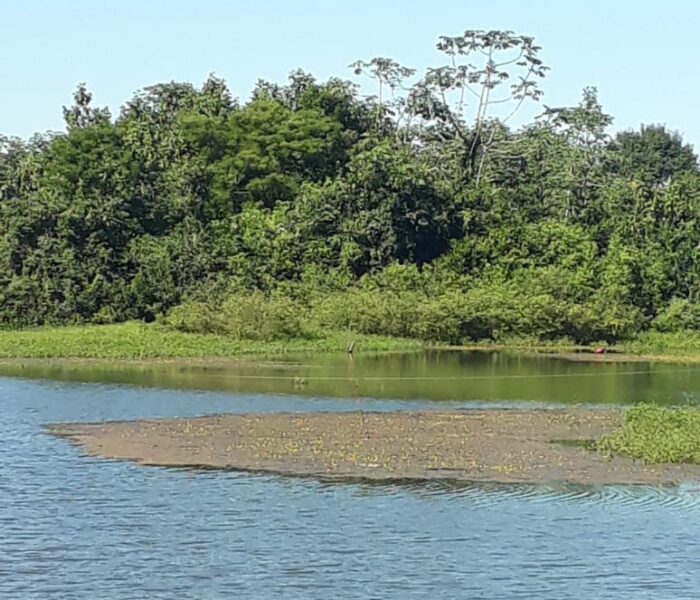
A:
[2,350,700,404]
[4,352,700,598]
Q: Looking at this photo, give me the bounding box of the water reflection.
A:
[2,349,700,404]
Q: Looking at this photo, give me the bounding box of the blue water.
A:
[3,376,700,599]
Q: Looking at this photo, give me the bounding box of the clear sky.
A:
[2,0,698,146]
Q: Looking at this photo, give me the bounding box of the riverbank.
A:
[3,322,700,364]
[46,409,700,486]
[440,331,700,364]
[0,322,422,359]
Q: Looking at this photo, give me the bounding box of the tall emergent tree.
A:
[409,30,548,181]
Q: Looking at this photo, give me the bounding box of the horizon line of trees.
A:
[1,29,699,343]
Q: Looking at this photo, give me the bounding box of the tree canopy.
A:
[1,30,698,342]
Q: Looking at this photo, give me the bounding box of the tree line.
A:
[1,30,699,343]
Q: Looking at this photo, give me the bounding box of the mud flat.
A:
[46,410,700,485]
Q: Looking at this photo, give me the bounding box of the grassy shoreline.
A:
[444,331,700,364]
[1,322,700,364]
[0,322,423,360]
[448,345,700,364]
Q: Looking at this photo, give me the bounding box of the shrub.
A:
[162,292,320,341]
[652,298,700,332]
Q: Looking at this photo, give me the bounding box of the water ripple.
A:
[4,376,700,599]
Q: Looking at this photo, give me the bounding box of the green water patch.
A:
[2,349,700,405]
[551,438,597,451]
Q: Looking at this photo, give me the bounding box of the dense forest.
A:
[1,30,699,344]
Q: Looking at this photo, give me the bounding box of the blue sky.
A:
[2,0,698,146]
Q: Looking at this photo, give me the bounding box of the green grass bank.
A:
[0,322,422,360]
[2,321,700,362]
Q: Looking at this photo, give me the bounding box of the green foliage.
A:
[180,96,345,214]
[155,270,634,346]
[1,31,699,348]
[597,405,700,464]
[613,124,698,187]
[618,330,700,357]
[162,292,318,341]
[651,299,700,332]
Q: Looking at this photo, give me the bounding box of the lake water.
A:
[3,349,700,404]
[3,351,700,598]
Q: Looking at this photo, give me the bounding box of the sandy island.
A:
[46,409,700,486]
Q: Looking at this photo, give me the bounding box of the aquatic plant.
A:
[597,405,700,464]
